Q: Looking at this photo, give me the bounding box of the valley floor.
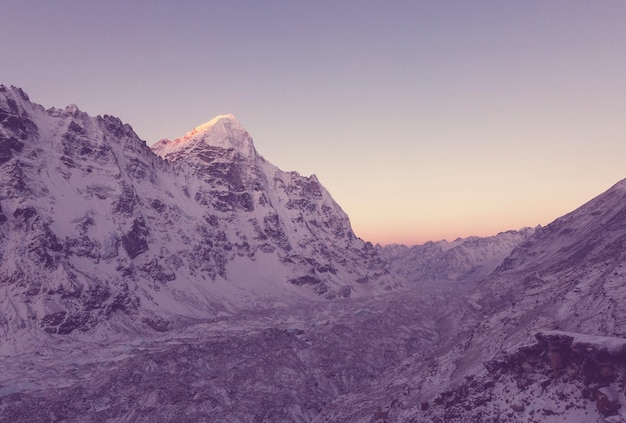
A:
[1,282,622,423]
[0,284,471,422]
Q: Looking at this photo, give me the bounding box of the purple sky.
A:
[2,1,626,245]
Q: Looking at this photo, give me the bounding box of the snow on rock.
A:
[0,85,400,351]
[399,330,626,422]
[379,228,535,283]
[538,330,626,359]
[151,114,255,161]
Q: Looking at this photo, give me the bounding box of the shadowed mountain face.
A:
[0,85,398,348]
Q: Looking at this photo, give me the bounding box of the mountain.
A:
[379,228,535,283]
[2,84,626,423]
[316,178,626,422]
[0,85,398,352]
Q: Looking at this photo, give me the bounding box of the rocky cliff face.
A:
[150,113,397,298]
[0,86,398,349]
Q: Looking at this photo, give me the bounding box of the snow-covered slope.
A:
[0,85,399,351]
[379,228,535,283]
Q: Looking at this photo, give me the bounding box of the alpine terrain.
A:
[0,85,397,351]
[1,85,625,423]
[379,227,535,284]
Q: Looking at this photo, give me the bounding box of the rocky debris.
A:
[289,275,329,295]
[414,330,626,422]
[0,289,448,423]
[511,399,525,412]
[140,258,176,284]
[597,385,621,416]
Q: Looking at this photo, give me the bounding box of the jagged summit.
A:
[151,113,256,161]
[0,85,30,100]
[0,85,38,119]
[194,113,239,131]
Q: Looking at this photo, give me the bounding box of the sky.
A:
[2,1,625,245]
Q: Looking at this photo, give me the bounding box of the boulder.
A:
[597,385,621,416]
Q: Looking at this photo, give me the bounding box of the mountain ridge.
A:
[0,85,400,352]
[379,227,536,283]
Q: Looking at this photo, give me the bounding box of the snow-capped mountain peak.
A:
[152,113,256,162]
[0,87,399,350]
[194,113,239,131]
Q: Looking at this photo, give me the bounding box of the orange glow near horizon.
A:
[351,217,526,246]
[343,181,618,246]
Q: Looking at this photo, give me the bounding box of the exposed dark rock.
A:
[356,276,370,284]
[264,212,291,250]
[142,316,170,332]
[289,275,328,295]
[339,285,352,298]
[150,199,166,213]
[126,157,150,180]
[56,312,90,335]
[41,311,66,328]
[113,184,137,215]
[83,285,111,311]
[213,191,254,212]
[59,155,76,169]
[596,386,620,416]
[40,309,91,334]
[108,288,138,314]
[13,206,37,221]
[98,114,139,139]
[0,136,24,164]
[289,275,322,286]
[141,258,176,283]
[121,218,149,259]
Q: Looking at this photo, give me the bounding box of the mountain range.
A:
[1,86,625,422]
[379,227,535,283]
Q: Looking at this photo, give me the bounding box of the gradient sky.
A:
[2,1,625,245]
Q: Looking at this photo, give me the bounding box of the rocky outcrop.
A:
[416,330,626,422]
